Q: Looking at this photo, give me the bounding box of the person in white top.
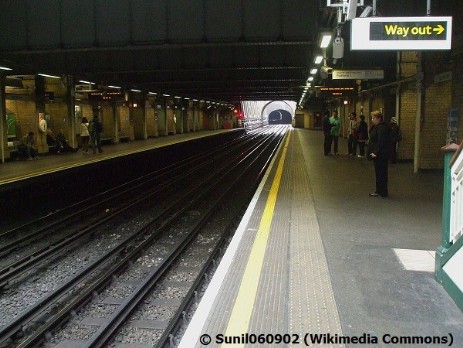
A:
[80,117,90,154]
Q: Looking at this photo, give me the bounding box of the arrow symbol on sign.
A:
[433,24,445,35]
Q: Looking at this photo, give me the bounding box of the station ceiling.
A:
[0,0,456,105]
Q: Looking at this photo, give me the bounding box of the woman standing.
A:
[80,117,90,154]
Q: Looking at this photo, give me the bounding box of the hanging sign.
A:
[351,16,452,50]
[332,69,384,80]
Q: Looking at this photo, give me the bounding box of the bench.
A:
[118,135,130,142]
[7,141,20,160]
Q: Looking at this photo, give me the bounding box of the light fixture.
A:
[307,76,314,82]
[130,89,141,93]
[79,80,95,84]
[310,68,318,75]
[174,96,181,99]
[314,55,323,64]
[148,92,157,95]
[38,73,60,79]
[0,66,13,71]
[319,33,332,49]
[162,93,171,97]
[108,85,121,89]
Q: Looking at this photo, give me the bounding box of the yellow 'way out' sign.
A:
[351,16,452,50]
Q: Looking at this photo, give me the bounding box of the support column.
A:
[414,53,423,173]
[158,98,167,136]
[66,75,77,149]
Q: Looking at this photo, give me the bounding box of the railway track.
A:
[0,126,287,347]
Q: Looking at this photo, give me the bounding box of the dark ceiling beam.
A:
[0,40,313,55]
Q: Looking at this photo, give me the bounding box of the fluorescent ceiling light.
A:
[0,66,12,71]
[148,92,157,95]
[193,99,198,102]
[162,94,170,97]
[307,76,314,82]
[38,73,60,79]
[314,55,323,64]
[130,89,141,92]
[174,96,181,99]
[79,80,95,84]
[184,97,190,100]
[108,85,121,89]
[320,34,332,48]
[310,68,318,74]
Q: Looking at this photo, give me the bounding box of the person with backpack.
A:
[322,110,332,156]
[389,117,402,164]
[356,114,369,157]
[89,113,103,154]
[367,110,390,198]
[329,110,341,157]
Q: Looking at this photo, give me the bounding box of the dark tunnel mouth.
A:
[268,109,292,124]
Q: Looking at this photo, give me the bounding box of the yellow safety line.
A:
[223,131,291,345]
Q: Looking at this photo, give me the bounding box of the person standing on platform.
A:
[80,117,90,155]
[322,110,332,156]
[89,113,103,154]
[329,110,341,157]
[356,114,368,157]
[367,110,390,197]
[389,117,402,164]
[347,112,358,156]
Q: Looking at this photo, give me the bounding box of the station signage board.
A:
[332,69,384,80]
[351,16,452,50]
[318,86,356,97]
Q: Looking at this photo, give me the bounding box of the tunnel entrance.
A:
[268,109,292,124]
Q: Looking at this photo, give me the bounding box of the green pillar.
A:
[436,145,457,281]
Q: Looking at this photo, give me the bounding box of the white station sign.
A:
[332,69,384,80]
[351,16,452,50]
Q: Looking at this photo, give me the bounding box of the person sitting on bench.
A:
[17,131,38,160]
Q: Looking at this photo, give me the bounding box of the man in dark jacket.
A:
[367,110,390,197]
[322,110,332,156]
[89,113,103,154]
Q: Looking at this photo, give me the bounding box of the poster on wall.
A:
[447,108,458,145]
[6,114,16,138]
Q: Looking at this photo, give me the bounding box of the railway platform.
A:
[180,128,463,348]
[0,129,238,185]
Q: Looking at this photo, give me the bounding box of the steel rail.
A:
[0,132,258,288]
[1,129,276,346]
[85,128,287,348]
[155,128,287,348]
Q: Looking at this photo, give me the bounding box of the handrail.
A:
[450,141,463,244]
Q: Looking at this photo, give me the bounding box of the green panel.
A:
[6,113,16,137]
